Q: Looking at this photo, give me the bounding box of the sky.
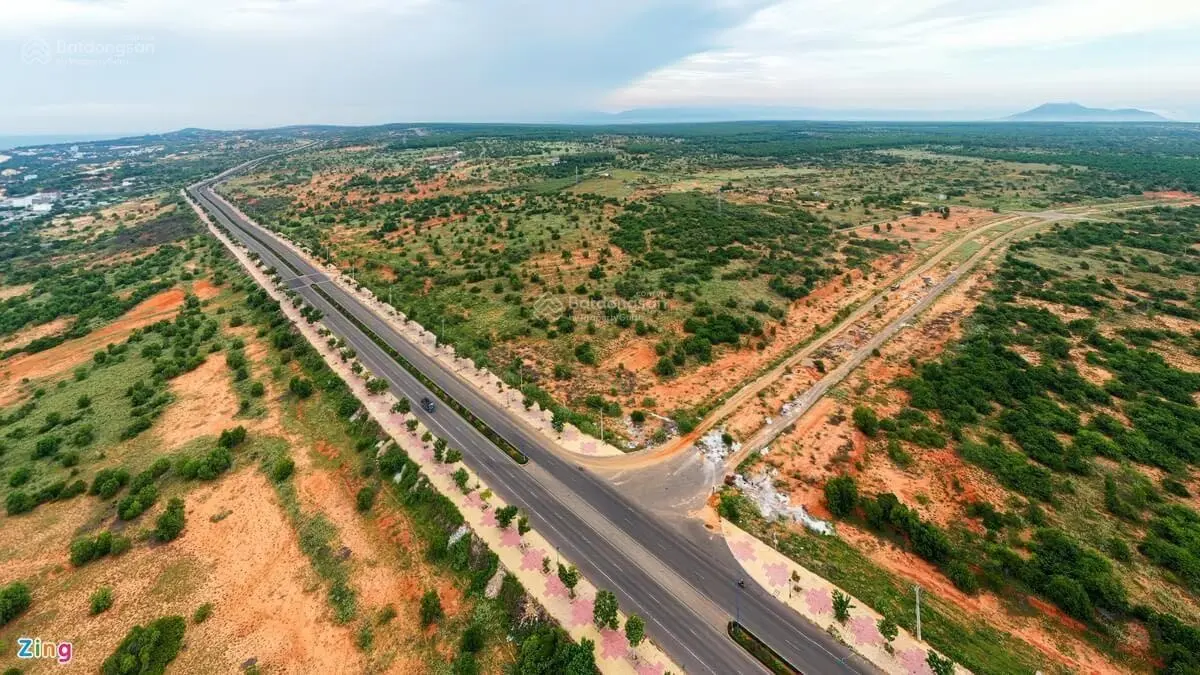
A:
[2,0,1198,135]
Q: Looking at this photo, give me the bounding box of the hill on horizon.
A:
[1007,102,1170,122]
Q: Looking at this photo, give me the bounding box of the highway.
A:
[188,173,874,675]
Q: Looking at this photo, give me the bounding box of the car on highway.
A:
[420,397,437,413]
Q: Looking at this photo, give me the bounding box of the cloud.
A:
[2,0,1197,133]
[0,0,762,133]
[610,0,1200,115]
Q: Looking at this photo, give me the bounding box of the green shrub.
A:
[218,426,247,449]
[0,582,33,626]
[852,406,879,437]
[5,490,35,515]
[90,587,114,615]
[192,603,213,624]
[288,377,314,399]
[270,457,295,482]
[824,475,858,517]
[459,622,485,653]
[355,486,376,513]
[419,589,443,627]
[90,468,131,499]
[154,498,186,542]
[101,615,186,675]
[8,466,32,488]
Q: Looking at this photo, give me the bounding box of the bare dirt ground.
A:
[763,265,990,519]
[154,351,283,450]
[752,251,1160,673]
[0,282,223,405]
[0,317,72,352]
[0,283,31,300]
[0,288,190,406]
[3,330,496,674]
[6,469,363,675]
[855,207,995,246]
[43,198,173,241]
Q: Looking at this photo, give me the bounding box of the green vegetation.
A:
[728,621,800,675]
[101,615,186,675]
[154,497,187,542]
[0,582,32,626]
[90,586,115,615]
[592,589,619,630]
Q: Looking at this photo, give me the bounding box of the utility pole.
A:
[575,166,580,185]
[717,187,723,214]
[914,585,922,642]
[599,411,604,443]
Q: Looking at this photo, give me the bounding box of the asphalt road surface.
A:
[188,172,874,675]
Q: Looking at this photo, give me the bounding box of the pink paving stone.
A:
[805,588,832,616]
[730,537,757,562]
[635,662,666,675]
[521,548,548,572]
[598,629,629,660]
[545,575,569,600]
[480,510,498,528]
[848,616,883,646]
[501,528,523,547]
[580,440,597,455]
[564,427,579,440]
[898,648,934,675]
[570,596,595,628]
[764,562,790,588]
[464,492,484,509]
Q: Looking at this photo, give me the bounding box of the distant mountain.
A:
[1006,103,1170,122]
[560,105,1001,124]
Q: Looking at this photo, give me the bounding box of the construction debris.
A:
[698,428,739,464]
[734,471,834,536]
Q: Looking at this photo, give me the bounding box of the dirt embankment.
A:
[754,262,1137,673]
[0,282,221,406]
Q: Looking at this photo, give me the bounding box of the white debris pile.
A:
[698,428,738,463]
[734,471,835,536]
[447,524,471,547]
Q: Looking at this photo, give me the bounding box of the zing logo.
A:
[17,637,74,664]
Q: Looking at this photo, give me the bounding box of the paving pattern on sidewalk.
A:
[196,199,678,674]
[723,521,967,675]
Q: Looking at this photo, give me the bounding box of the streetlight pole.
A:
[914,585,922,642]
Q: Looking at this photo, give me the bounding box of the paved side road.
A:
[188,180,876,675]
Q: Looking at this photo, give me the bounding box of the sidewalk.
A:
[722,520,967,675]
[193,194,680,675]
[216,192,625,459]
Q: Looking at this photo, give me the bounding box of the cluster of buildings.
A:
[0,192,61,213]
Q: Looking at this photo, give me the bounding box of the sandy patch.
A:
[0,287,193,406]
[608,341,656,374]
[0,316,72,352]
[0,283,32,300]
[9,469,363,674]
